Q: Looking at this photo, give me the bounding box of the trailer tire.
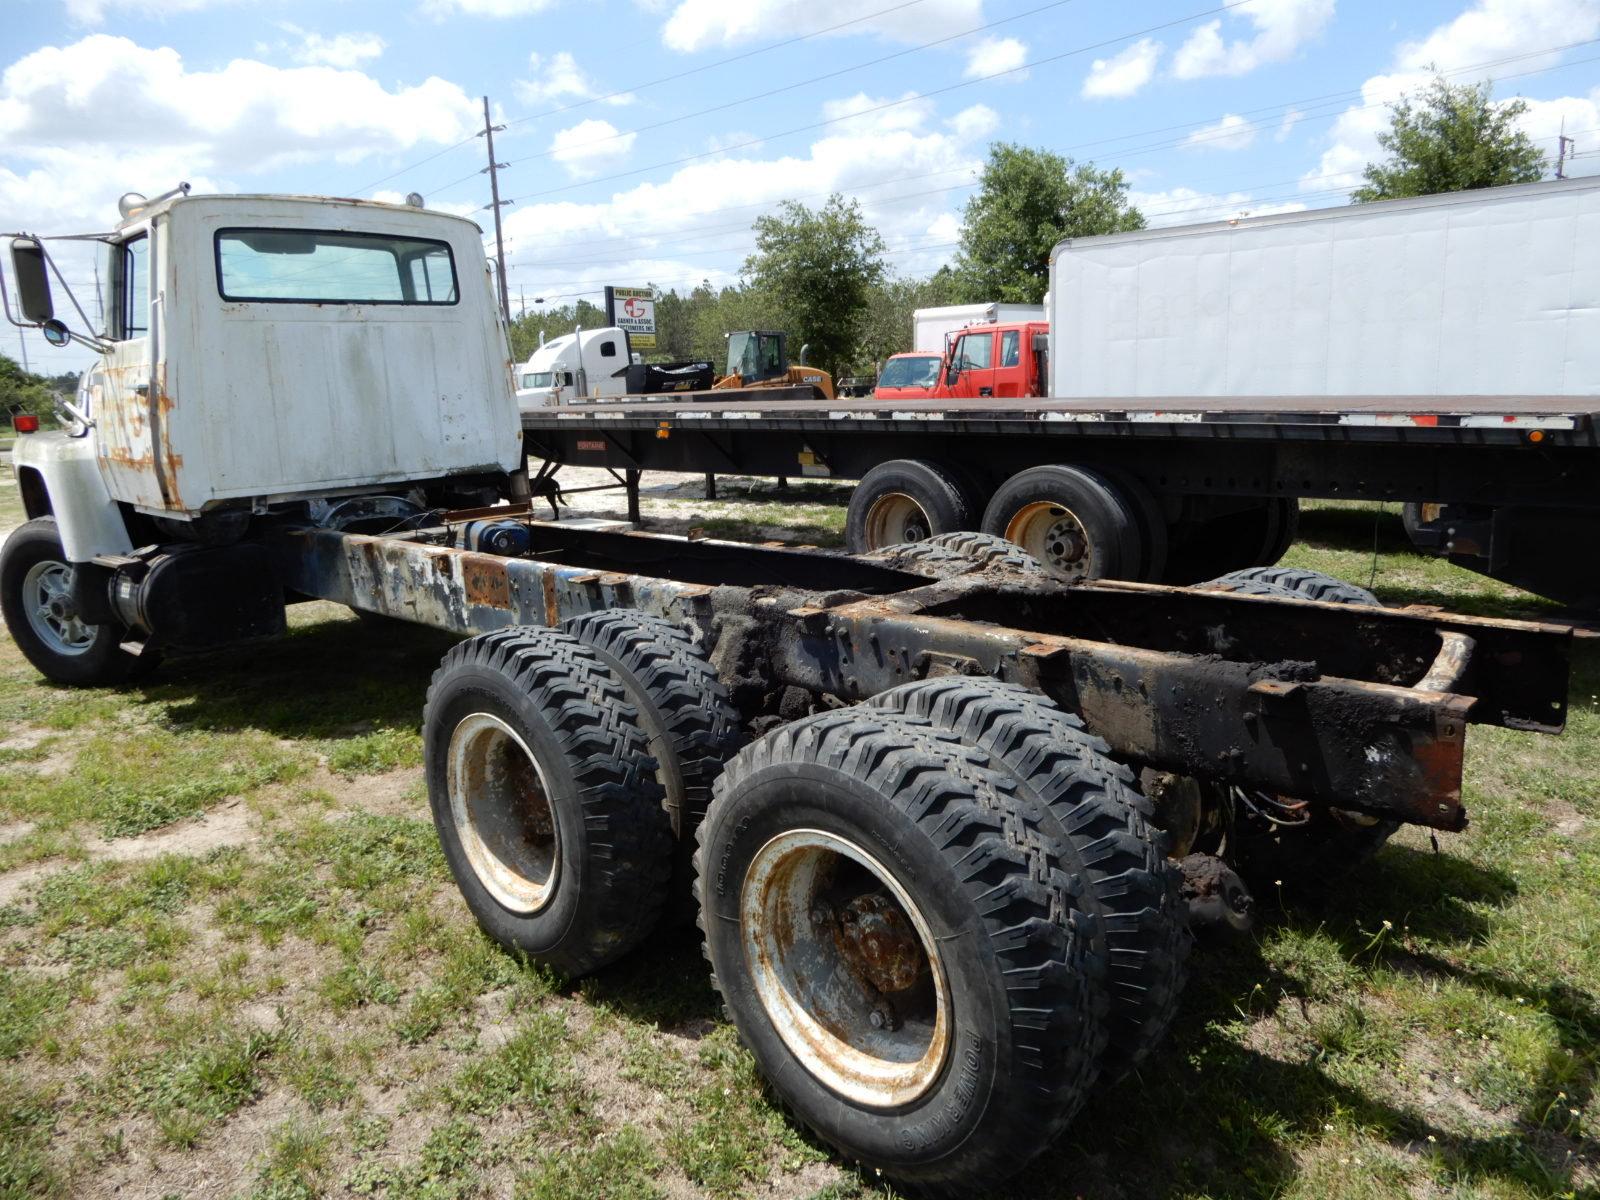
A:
[0,517,147,687]
[422,626,673,976]
[1201,564,1379,607]
[696,708,1103,1194]
[560,609,742,922]
[845,460,980,553]
[869,677,1189,1080]
[1096,468,1169,582]
[1401,502,1448,556]
[981,465,1141,581]
[1193,568,1397,894]
[1257,498,1300,566]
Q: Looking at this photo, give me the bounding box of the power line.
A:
[499,0,1261,204]
[501,0,1080,171]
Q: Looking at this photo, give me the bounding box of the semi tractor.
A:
[522,176,1600,610]
[0,188,1575,1195]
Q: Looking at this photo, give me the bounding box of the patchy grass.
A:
[0,499,1593,1199]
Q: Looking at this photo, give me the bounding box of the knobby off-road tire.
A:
[870,677,1190,1079]
[696,707,1104,1195]
[1196,566,1397,895]
[1201,564,1379,607]
[0,516,146,687]
[845,459,981,553]
[422,626,674,976]
[870,531,1045,581]
[560,609,742,922]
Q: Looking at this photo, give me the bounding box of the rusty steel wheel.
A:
[862,491,934,548]
[844,459,979,554]
[423,627,673,976]
[696,707,1104,1195]
[741,827,951,1108]
[447,712,560,914]
[1003,500,1096,579]
[980,465,1142,582]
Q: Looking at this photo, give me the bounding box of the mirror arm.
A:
[43,246,111,352]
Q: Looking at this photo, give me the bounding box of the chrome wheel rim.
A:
[741,828,950,1108]
[448,712,560,913]
[863,492,932,548]
[1005,500,1092,580]
[23,560,95,656]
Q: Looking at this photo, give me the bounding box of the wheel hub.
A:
[742,828,950,1108]
[22,560,95,656]
[447,712,561,914]
[863,492,933,548]
[1005,502,1093,579]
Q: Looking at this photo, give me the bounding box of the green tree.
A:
[506,299,606,362]
[742,195,887,378]
[953,144,1143,305]
[1353,76,1547,203]
[856,273,961,372]
[0,353,57,425]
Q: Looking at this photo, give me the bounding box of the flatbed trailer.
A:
[522,389,1600,606]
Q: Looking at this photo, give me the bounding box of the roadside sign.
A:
[605,285,656,350]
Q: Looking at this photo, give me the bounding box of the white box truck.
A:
[912,301,1046,352]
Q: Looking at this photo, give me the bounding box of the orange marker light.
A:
[1529,429,1546,443]
[11,413,38,434]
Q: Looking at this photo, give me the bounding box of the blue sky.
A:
[4,0,1599,370]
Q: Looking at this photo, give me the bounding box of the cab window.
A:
[119,235,149,340]
[599,339,617,358]
[956,331,992,370]
[1000,330,1020,367]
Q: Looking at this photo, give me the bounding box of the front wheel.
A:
[0,517,145,686]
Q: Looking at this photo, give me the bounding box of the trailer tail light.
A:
[11,413,39,434]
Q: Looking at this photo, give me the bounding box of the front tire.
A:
[422,627,674,976]
[0,517,144,686]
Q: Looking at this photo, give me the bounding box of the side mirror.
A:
[41,320,70,348]
[9,238,54,324]
[946,365,960,386]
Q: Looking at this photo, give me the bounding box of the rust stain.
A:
[462,555,512,609]
[541,570,559,628]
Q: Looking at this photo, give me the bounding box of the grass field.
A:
[0,495,1595,1200]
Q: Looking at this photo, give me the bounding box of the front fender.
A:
[12,432,133,562]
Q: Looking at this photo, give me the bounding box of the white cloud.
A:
[0,35,482,232]
[63,0,243,26]
[1172,0,1334,79]
[549,119,638,178]
[1081,39,1161,100]
[821,91,935,136]
[660,0,982,53]
[964,37,1027,82]
[420,0,555,16]
[517,51,634,108]
[1304,0,1600,194]
[1276,107,1303,141]
[945,103,999,141]
[496,92,988,302]
[1184,113,1257,151]
[286,28,386,69]
[1131,186,1307,227]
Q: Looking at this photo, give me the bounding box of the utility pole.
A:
[479,95,512,322]
[16,326,28,373]
[1556,130,1575,180]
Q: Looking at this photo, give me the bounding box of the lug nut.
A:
[869,1010,886,1029]
[809,907,828,926]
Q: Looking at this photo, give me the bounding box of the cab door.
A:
[946,329,997,398]
[93,228,170,510]
[993,328,1025,397]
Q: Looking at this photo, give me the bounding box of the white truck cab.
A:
[1,188,527,683]
[515,327,632,411]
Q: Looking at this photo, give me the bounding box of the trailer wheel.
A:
[981,465,1141,581]
[422,627,673,976]
[1257,498,1300,566]
[696,708,1102,1193]
[560,609,742,921]
[0,517,146,687]
[1193,568,1397,894]
[845,460,980,553]
[1096,468,1169,582]
[869,677,1189,1080]
[1401,502,1448,556]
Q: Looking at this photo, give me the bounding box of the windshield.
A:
[876,355,941,389]
[520,371,554,389]
[215,228,458,304]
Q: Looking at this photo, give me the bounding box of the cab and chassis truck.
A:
[522,177,1600,610]
[0,189,1576,1195]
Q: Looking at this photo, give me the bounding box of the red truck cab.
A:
[870,351,943,399]
[941,321,1049,399]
